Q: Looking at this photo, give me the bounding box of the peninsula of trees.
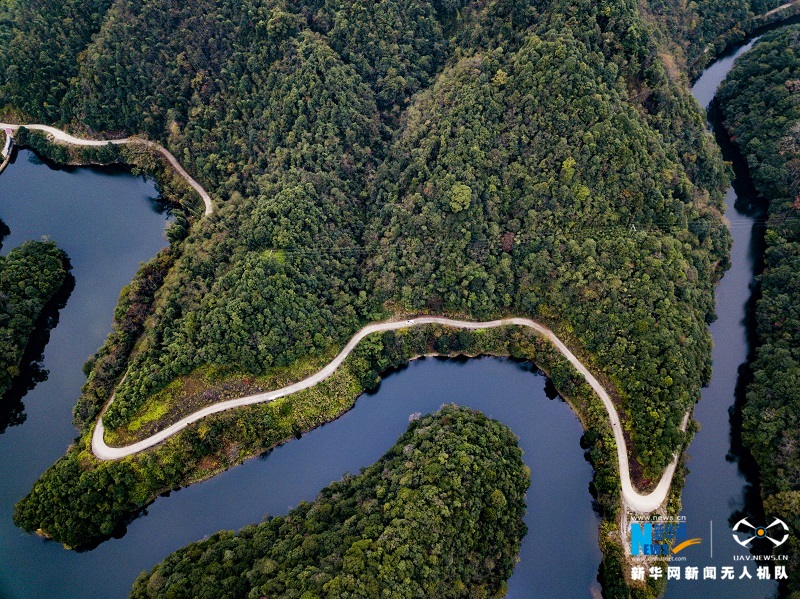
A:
[6,0,729,549]
[0,0,777,593]
[129,405,529,598]
[0,239,71,399]
[717,26,800,595]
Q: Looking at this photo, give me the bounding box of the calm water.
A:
[0,150,601,597]
[0,30,785,597]
[661,40,777,598]
[0,151,170,597]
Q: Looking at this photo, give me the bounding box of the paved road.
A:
[2,124,681,511]
[92,316,685,513]
[0,123,213,216]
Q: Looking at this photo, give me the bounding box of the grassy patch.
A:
[19,322,623,593]
[260,249,287,264]
[108,346,343,445]
[125,402,170,433]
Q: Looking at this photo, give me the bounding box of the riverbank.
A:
[715,27,800,596]
[688,2,800,80]
[2,356,602,597]
[129,405,530,598]
[0,242,72,400]
[0,149,173,598]
[3,8,756,599]
[93,317,681,513]
[12,325,620,568]
[0,125,213,218]
[647,33,786,599]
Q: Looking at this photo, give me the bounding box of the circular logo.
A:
[732,518,790,548]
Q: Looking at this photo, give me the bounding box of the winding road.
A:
[92,316,685,513]
[0,123,213,216]
[3,125,682,512]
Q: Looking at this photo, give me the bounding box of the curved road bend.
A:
[93,316,685,513]
[2,125,683,511]
[0,123,213,216]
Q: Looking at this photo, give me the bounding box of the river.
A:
[0,30,783,598]
[660,40,777,598]
[0,151,601,597]
[0,151,170,597]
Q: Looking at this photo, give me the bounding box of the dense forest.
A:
[0,0,115,122]
[717,26,800,596]
[128,405,529,598]
[0,240,71,399]
[365,0,732,478]
[8,0,729,471]
[641,0,784,78]
[13,324,623,556]
[0,0,744,591]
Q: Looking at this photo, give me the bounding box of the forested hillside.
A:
[0,240,71,399]
[6,0,730,571]
[129,405,529,598]
[367,0,730,476]
[0,0,115,121]
[641,0,783,78]
[64,0,728,477]
[717,26,800,595]
[61,0,458,432]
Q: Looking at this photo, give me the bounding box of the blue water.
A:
[660,39,777,598]
[0,150,600,598]
[0,30,784,598]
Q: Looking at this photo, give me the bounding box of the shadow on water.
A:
[749,13,800,44]
[17,144,175,217]
[0,264,76,435]
[0,147,175,598]
[660,30,790,597]
[708,57,781,567]
[364,352,564,402]
[71,506,152,554]
[0,218,10,249]
[543,377,560,400]
[707,100,767,220]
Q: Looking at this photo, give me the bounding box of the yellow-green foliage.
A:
[16,324,622,560]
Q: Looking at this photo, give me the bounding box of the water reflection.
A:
[660,36,779,599]
[0,268,75,434]
[0,148,169,598]
[0,150,601,598]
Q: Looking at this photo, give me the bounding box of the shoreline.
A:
[94,316,687,514]
[0,123,214,216]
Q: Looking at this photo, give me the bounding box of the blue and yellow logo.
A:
[630,522,702,556]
